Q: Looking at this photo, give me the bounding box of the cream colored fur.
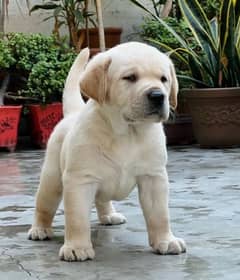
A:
[28,42,186,261]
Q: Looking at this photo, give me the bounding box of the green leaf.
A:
[235,16,240,49]
[177,74,212,88]
[219,0,233,54]
[42,15,54,22]
[147,37,189,65]
[178,0,218,73]
[74,9,84,23]
[218,0,240,86]
[30,3,60,14]
[54,6,63,17]
[210,18,218,43]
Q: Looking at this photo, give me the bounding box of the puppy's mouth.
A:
[147,108,168,118]
[123,110,165,123]
[146,108,162,116]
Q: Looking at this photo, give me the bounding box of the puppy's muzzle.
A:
[146,89,165,115]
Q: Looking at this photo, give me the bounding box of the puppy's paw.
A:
[99,212,127,225]
[152,236,186,255]
[28,226,53,241]
[59,244,95,262]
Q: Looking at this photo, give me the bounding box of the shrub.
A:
[6,33,59,73]
[0,40,15,69]
[22,50,76,104]
[0,32,76,104]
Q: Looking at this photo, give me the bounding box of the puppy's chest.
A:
[100,163,136,201]
[99,142,153,200]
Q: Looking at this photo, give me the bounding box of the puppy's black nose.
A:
[147,90,165,107]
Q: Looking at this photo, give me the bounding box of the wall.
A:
[4,0,151,42]
[5,0,53,35]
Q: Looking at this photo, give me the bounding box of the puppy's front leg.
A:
[137,170,186,255]
[59,175,97,262]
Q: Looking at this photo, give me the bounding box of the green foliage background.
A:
[0,33,76,104]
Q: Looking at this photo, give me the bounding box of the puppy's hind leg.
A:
[28,140,62,241]
[96,200,126,225]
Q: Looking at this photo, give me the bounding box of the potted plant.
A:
[0,40,22,152]
[134,0,240,147]
[18,34,76,148]
[30,0,122,54]
[167,0,240,147]
[1,32,75,148]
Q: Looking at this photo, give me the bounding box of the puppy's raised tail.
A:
[63,48,90,117]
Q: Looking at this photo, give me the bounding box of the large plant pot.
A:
[81,27,122,56]
[28,103,63,148]
[0,105,22,152]
[184,88,240,148]
[81,27,122,49]
[164,114,195,145]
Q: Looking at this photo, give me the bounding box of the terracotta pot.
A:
[0,105,22,152]
[81,27,122,49]
[184,87,240,147]
[28,103,63,148]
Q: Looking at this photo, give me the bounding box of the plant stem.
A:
[95,0,105,51]
[0,73,9,106]
[161,0,173,18]
[0,0,6,34]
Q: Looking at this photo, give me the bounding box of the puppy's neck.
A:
[97,104,128,135]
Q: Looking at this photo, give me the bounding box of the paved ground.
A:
[0,146,240,280]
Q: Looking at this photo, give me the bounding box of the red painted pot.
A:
[28,103,63,148]
[0,105,22,152]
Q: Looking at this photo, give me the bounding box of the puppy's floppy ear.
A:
[80,55,112,104]
[169,62,179,110]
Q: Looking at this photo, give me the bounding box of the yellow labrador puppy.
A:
[28,42,186,261]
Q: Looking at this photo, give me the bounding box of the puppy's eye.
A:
[123,74,137,82]
[161,76,168,83]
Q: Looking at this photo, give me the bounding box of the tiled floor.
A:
[0,146,240,280]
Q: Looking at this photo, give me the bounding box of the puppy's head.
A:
[80,42,178,123]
